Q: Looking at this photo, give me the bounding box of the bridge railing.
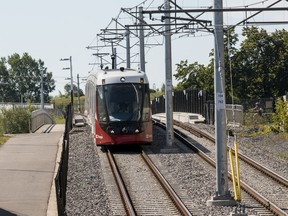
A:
[30,109,55,133]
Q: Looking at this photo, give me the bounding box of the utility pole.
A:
[139,6,145,72]
[77,74,80,112]
[164,0,174,147]
[207,0,235,206]
[111,43,117,69]
[113,47,117,69]
[40,69,44,109]
[126,27,131,68]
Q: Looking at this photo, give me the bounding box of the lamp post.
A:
[66,74,86,112]
[41,69,44,109]
[60,56,73,106]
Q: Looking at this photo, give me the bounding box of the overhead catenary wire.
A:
[88,0,288,71]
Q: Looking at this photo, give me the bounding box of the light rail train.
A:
[85,67,152,145]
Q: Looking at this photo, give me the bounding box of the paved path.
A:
[0,125,64,216]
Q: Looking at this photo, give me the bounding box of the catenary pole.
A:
[207,0,235,206]
[126,27,131,68]
[77,74,80,112]
[214,0,227,197]
[113,47,117,69]
[69,56,74,107]
[139,6,145,72]
[164,0,174,146]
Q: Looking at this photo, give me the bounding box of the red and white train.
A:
[85,67,152,145]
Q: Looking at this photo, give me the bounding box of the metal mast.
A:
[126,27,131,68]
[207,0,235,206]
[139,6,145,72]
[164,0,174,146]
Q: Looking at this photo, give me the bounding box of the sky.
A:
[1,0,287,96]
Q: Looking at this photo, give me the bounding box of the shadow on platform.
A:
[0,208,17,216]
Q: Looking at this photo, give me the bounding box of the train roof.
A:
[86,67,149,85]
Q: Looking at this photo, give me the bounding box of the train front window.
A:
[104,83,149,122]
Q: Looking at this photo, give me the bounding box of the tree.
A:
[64,83,84,97]
[174,29,238,101]
[174,27,288,101]
[0,58,13,102]
[160,83,165,92]
[0,53,55,103]
[223,27,239,102]
[231,27,288,100]
[174,60,214,99]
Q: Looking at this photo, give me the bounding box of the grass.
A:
[54,116,65,124]
[49,113,65,124]
[51,95,85,112]
[276,151,288,161]
[0,135,10,145]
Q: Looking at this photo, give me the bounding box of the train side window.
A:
[142,90,150,121]
[96,86,106,122]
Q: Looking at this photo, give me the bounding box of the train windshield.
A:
[97,83,150,122]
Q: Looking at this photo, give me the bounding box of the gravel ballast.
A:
[66,126,112,216]
[66,123,288,215]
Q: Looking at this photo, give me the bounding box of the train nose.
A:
[121,127,129,134]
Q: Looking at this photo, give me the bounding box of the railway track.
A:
[105,146,193,216]
[153,119,288,216]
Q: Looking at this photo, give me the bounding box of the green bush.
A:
[49,112,65,124]
[0,114,4,135]
[271,98,288,132]
[1,107,32,134]
[51,95,85,112]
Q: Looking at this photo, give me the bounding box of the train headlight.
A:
[135,126,143,133]
[107,126,115,134]
[120,77,126,82]
[121,127,128,134]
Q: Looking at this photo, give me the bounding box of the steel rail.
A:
[106,148,136,216]
[174,126,287,215]
[141,150,193,216]
[232,149,288,188]
[239,178,286,216]
[173,119,215,142]
[173,119,288,188]
[153,120,287,216]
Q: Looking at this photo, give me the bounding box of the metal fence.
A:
[55,103,72,216]
[205,103,244,125]
[0,102,54,111]
[151,89,207,117]
[151,89,245,125]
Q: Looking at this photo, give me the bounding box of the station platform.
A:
[0,124,65,216]
[152,112,205,124]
